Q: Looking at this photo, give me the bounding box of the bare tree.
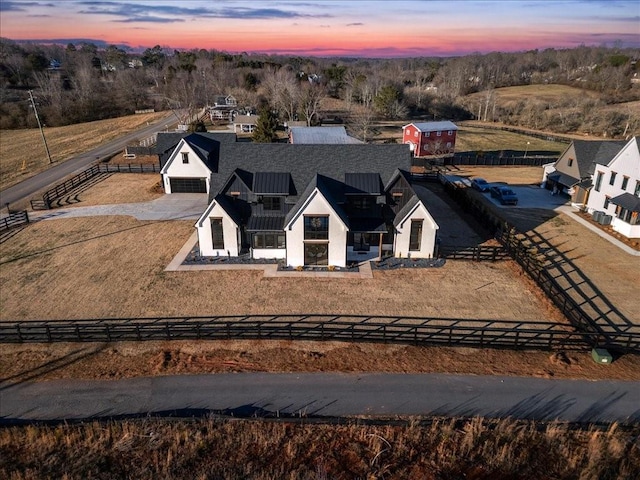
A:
[299,82,326,126]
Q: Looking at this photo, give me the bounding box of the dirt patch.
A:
[452,165,545,185]
[2,340,638,383]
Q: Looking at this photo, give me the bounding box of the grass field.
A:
[466,84,601,103]
[2,417,638,479]
[0,112,168,190]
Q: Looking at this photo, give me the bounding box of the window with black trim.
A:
[595,172,603,192]
[182,152,189,164]
[604,196,611,209]
[610,171,617,186]
[634,181,640,197]
[262,197,281,211]
[253,233,285,249]
[304,216,328,240]
[621,176,629,190]
[409,219,423,251]
[211,218,224,249]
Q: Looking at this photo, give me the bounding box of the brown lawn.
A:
[67,173,164,206]
[0,112,168,190]
[0,216,563,322]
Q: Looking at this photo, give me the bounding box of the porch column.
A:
[378,232,383,261]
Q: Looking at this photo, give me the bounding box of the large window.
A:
[253,233,285,249]
[304,243,328,265]
[262,197,281,211]
[211,218,224,249]
[351,197,372,210]
[304,216,329,240]
[594,172,604,192]
[409,220,423,251]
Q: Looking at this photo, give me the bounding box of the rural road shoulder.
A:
[0,112,174,207]
[1,373,639,424]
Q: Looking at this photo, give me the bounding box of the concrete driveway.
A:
[32,193,209,222]
[482,184,569,210]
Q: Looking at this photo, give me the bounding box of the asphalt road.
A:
[1,373,639,424]
[0,112,175,208]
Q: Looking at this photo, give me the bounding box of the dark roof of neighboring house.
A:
[208,143,411,204]
[571,140,627,177]
[548,172,580,188]
[611,193,640,213]
[344,173,383,195]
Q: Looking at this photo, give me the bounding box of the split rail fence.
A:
[0,211,29,232]
[30,163,160,210]
[1,315,638,352]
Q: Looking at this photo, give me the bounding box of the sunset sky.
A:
[1,0,639,57]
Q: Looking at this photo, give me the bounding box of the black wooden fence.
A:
[438,180,639,352]
[1,315,638,352]
[450,152,556,167]
[31,163,160,210]
[439,244,508,262]
[0,211,29,232]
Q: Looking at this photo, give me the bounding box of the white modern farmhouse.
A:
[544,136,639,238]
[157,133,439,267]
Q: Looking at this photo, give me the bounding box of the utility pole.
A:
[28,90,53,164]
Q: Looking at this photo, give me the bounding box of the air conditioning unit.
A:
[592,211,604,223]
[600,215,612,226]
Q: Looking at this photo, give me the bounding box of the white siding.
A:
[285,189,348,267]
[252,248,286,260]
[196,201,240,256]
[587,139,640,216]
[394,202,439,259]
[161,140,212,194]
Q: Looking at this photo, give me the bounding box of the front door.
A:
[304,243,328,265]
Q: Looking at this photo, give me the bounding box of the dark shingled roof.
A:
[211,194,243,226]
[571,140,627,178]
[208,143,411,204]
[393,194,421,227]
[610,193,640,213]
[284,174,351,228]
[156,131,236,168]
[253,172,292,195]
[344,173,383,195]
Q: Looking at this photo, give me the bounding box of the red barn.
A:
[402,121,458,158]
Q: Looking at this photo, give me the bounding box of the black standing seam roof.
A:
[253,172,292,195]
[246,216,287,231]
[610,193,640,213]
[344,173,383,195]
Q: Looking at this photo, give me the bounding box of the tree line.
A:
[1,38,638,138]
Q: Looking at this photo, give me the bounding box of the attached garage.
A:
[169,177,207,193]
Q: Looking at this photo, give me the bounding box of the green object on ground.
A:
[591,348,613,364]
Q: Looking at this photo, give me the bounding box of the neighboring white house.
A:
[233,114,257,133]
[186,143,439,268]
[586,137,640,238]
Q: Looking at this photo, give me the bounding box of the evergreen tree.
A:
[252,106,279,143]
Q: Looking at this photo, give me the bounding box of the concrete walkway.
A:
[2,373,639,424]
[555,206,640,256]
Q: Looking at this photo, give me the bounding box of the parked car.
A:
[489,186,518,205]
[471,177,491,192]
